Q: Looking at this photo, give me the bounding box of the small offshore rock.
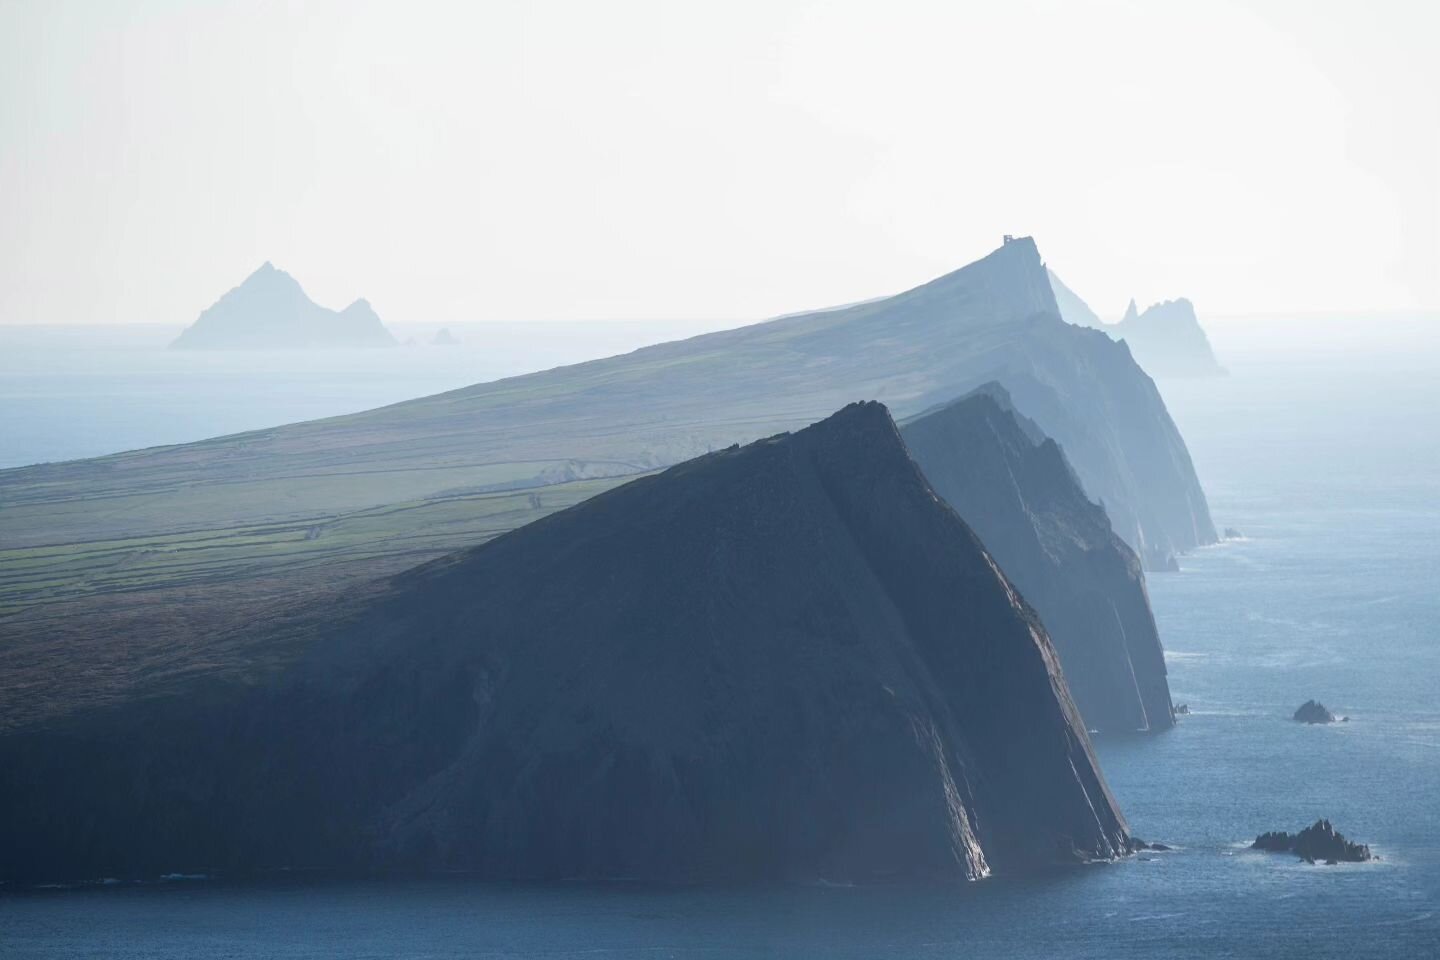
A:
[1293,700,1337,724]
[1251,819,1372,863]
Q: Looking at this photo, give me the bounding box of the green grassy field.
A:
[0,473,635,616]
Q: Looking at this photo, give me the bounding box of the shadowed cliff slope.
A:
[901,386,1173,733]
[0,403,1131,884]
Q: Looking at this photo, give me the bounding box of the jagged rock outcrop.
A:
[900,386,1173,733]
[170,262,396,349]
[0,403,1133,884]
[1112,298,1225,377]
[1293,700,1338,724]
[1252,820,1372,863]
[1048,271,1223,378]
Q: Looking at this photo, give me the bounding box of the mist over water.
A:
[2,316,1437,957]
[0,320,726,468]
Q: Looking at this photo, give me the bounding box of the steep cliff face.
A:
[0,403,1131,884]
[170,262,396,349]
[901,387,1173,733]
[1048,268,1104,328]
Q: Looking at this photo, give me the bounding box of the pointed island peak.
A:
[171,263,396,350]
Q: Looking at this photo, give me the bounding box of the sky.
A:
[1,0,1436,327]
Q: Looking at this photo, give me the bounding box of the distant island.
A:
[170,262,396,350]
[1048,270,1224,378]
[1293,699,1341,724]
[1252,819,1372,863]
[430,327,461,346]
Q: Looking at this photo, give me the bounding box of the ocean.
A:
[0,320,727,469]
[1,317,1437,958]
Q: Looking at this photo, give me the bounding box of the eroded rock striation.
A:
[0,403,1133,884]
[900,385,1173,733]
[1252,820,1372,863]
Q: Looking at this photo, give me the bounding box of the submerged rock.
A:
[1132,840,1174,852]
[1251,820,1372,863]
[1293,700,1337,724]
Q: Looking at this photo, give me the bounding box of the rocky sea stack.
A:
[8,238,1215,579]
[1047,271,1224,378]
[900,385,1173,734]
[171,262,396,349]
[0,402,1133,884]
[1293,700,1338,724]
[1252,820,1372,863]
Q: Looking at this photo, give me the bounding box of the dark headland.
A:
[0,403,1134,884]
[901,385,1174,733]
[170,262,396,349]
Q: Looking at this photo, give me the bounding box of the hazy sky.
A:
[2,0,1436,326]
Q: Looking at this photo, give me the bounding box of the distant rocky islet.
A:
[1048,270,1225,378]
[1252,820,1373,864]
[170,262,396,350]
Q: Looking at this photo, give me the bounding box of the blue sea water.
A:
[1,321,1438,958]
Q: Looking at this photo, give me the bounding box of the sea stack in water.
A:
[1252,820,1372,863]
[1293,700,1338,724]
[170,262,396,349]
[1047,271,1224,378]
[0,403,1134,884]
[1112,298,1225,378]
[900,385,1173,734]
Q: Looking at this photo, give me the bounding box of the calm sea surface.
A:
[2,319,1437,958]
[0,321,724,468]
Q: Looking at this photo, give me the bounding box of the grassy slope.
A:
[0,241,1051,553]
[0,239,1216,732]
